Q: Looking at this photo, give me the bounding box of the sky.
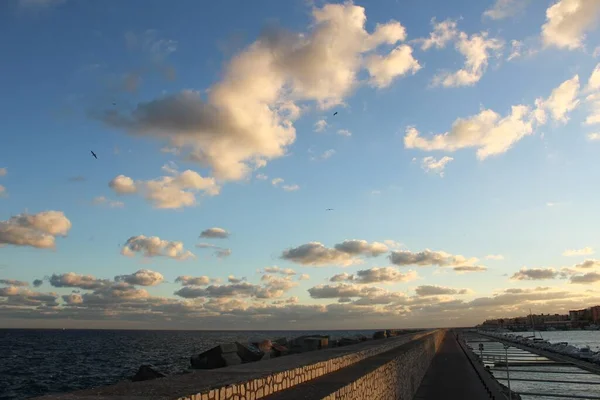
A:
[1,0,600,330]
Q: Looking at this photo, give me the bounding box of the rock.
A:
[274,337,289,347]
[373,331,387,339]
[272,343,289,357]
[191,343,241,369]
[258,340,273,353]
[355,334,368,342]
[302,337,328,352]
[131,365,165,382]
[236,342,264,363]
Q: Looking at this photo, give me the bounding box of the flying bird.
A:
[90,150,98,159]
[326,208,334,211]
[333,112,338,116]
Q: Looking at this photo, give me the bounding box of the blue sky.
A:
[1,0,600,329]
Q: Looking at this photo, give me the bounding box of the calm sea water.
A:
[468,331,600,400]
[0,329,378,400]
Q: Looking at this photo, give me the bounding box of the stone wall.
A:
[319,329,446,400]
[36,330,445,400]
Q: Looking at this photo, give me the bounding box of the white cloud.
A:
[271,178,284,186]
[588,133,600,140]
[563,247,594,256]
[330,267,418,284]
[121,235,195,260]
[415,285,472,296]
[49,273,109,290]
[389,249,481,269]
[484,0,528,20]
[99,3,416,181]
[587,64,600,91]
[585,65,600,125]
[405,76,579,159]
[199,227,229,239]
[313,149,336,161]
[263,266,297,276]
[115,269,164,286]
[92,196,124,208]
[175,275,211,286]
[366,45,421,88]
[298,274,310,281]
[281,239,388,267]
[109,165,219,209]
[255,173,268,180]
[541,0,600,50]
[431,31,504,88]
[420,156,454,177]
[337,129,352,137]
[485,254,505,260]
[418,19,458,51]
[0,211,71,249]
[507,40,524,61]
[314,119,328,132]
[534,75,580,123]
[282,184,300,192]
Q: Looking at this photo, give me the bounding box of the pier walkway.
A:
[414,332,497,400]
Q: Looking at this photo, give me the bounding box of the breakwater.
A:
[35,329,446,400]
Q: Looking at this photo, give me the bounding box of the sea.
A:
[468,330,600,400]
[0,329,379,400]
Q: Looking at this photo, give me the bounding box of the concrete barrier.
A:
[35,330,446,400]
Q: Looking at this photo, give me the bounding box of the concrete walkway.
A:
[413,333,491,400]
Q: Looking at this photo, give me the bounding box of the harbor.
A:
[463,330,600,399]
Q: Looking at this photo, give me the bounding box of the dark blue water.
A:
[0,329,378,400]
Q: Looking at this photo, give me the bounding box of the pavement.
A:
[413,333,491,400]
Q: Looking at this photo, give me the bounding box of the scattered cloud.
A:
[92,196,124,208]
[417,19,458,51]
[541,0,600,50]
[314,119,328,133]
[282,184,300,192]
[337,129,352,137]
[0,279,29,287]
[0,168,6,177]
[49,273,110,290]
[366,44,421,88]
[121,235,195,260]
[405,76,580,159]
[199,227,229,239]
[484,0,528,20]
[271,178,284,187]
[575,259,600,269]
[298,274,310,281]
[485,254,504,260]
[571,272,600,284]
[263,266,297,276]
[255,173,268,180]
[420,156,454,177]
[329,267,418,284]
[99,3,416,181]
[453,265,488,272]
[281,239,388,267]
[0,185,6,197]
[563,247,594,257]
[115,269,164,286]
[175,275,211,286]
[507,40,524,61]
[312,149,336,161]
[415,285,472,296]
[0,211,71,250]
[389,249,480,269]
[510,267,561,280]
[109,164,219,209]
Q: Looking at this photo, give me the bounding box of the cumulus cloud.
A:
[115,269,164,286]
[282,240,388,266]
[109,164,219,209]
[0,287,58,307]
[199,227,229,239]
[420,156,453,177]
[329,267,418,284]
[541,0,600,50]
[0,211,72,249]
[563,247,594,256]
[298,274,310,281]
[510,267,560,280]
[49,273,110,290]
[308,283,406,305]
[121,235,194,260]
[571,272,600,284]
[175,275,211,286]
[484,0,528,20]
[415,285,472,296]
[365,44,421,88]
[575,259,600,269]
[175,275,296,300]
[404,76,579,159]
[431,30,504,88]
[418,19,458,51]
[389,249,480,268]
[92,196,124,208]
[99,3,417,181]
[314,119,328,132]
[0,279,29,287]
[263,266,296,276]
[32,279,43,288]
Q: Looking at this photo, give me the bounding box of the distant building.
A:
[591,306,600,323]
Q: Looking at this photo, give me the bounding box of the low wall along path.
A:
[36,330,447,400]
